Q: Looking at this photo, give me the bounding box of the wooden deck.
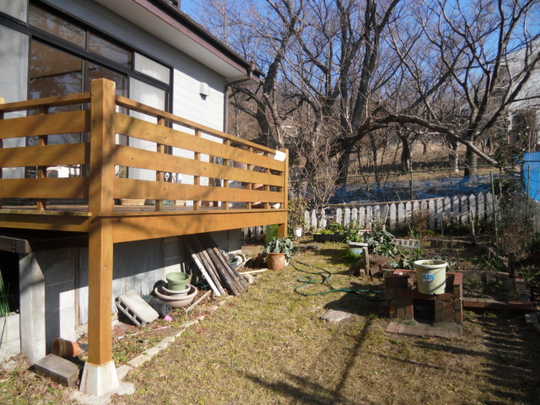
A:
[0,79,288,373]
[0,79,288,240]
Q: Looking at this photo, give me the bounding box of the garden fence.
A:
[243,191,496,240]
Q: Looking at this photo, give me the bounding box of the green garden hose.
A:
[291,259,385,301]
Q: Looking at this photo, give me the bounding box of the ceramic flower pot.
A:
[166,272,191,291]
[154,285,198,308]
[267,253,287,270]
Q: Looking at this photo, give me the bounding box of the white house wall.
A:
[0,24,28,179]
[172,68,225,189]
[0,0,26,21]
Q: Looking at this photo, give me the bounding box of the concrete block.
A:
[32,354,80,387]
[115,291,159,326]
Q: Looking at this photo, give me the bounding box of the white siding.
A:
[172,67,225,189]
[172,68,225,132]
[128,78,166,181]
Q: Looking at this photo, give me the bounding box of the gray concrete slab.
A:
[32,354,79,387]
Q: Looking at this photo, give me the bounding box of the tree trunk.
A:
[336,150,350,187]
[449,142,459,173]
[400,137,412,173]
[463,144,478,179]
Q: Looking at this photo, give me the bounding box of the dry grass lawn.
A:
[0,241,539,405]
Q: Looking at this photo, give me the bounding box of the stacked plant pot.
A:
[154,271,198,308]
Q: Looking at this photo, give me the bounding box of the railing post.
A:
[223,139,231,210]
[81,78,119,396]
[36,105,49,211]
[278,149,289,238]
[0,97,4,209]
[193,129,202,209]
[247,147,254,210]
[156,116,166,211]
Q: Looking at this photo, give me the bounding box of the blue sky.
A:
[181,0,201,19]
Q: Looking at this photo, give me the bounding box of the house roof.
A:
[95,0,259,81]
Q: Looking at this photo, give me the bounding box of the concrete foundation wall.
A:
[16,231,241,361]
[0,314,20,362]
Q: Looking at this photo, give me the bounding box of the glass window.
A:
[29,41,83,100]
[134,53,170,84]
[28,5,85,48]
[28,40,84,150]
[87,63,128,96]
[87,32,132,66]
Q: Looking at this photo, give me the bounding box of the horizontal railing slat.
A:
[113,145,284,187]
[0,110,90,139]
[0,93,90,113]
[0,144,87,167]
[113,113,284,171]
[114,178,283,203]
[115,96,278,154]
[0,178,88,199]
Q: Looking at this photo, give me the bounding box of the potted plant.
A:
[165,271,192,291]
[265,237,294,270]
[364,228,399,257]
[344,226,367,259]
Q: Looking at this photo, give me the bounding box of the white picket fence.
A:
[305,192,496,231]
[242,192,496,240]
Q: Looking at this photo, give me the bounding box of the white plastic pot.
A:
[414,259,448,295]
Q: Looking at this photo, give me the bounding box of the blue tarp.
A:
[523,152,540,202]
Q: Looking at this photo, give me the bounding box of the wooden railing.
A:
[0,93,91,208]
[0,79,288,215]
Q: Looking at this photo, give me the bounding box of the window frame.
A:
[0,1,174,111]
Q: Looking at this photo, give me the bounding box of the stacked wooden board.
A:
[185,234,248,296]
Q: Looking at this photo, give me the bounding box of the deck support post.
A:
[81,79,118,396]
[278,149,289,238]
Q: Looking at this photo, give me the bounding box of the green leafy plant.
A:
[265,237,295,259]
[364,228,399,257]
[327,222,346,234]
[343,224,364,242]
[391,247,425,269]
[0,273,10,317]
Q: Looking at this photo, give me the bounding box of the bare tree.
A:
[383,0,540,177]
